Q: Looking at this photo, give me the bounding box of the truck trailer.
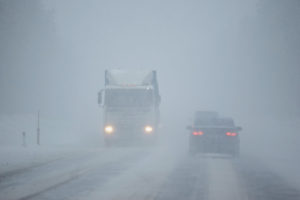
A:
[98,69,161,146]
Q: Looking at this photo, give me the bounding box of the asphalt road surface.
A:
[0,146,300,200]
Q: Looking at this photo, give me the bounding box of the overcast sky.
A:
[40,0,260,119]
[2,0,299,149]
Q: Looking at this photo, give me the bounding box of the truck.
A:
[98,69,161,146]
[187,111,242,156]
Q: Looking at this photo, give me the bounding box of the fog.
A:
[1,0,300,170]
[1,1,300,199]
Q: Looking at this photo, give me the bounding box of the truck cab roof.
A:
[105,69,157,86]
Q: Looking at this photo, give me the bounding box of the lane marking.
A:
[207,156,248,200]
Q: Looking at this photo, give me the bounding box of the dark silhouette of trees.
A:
[0,0,57,113]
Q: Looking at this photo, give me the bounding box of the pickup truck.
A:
[187,111,242,156]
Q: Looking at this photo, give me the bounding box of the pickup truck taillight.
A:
[193,131,204,136]
[226,132,237,136]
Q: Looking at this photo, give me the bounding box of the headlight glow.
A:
[144,126,153,133]
[104,125,114,134]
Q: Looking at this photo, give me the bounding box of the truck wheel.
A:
[231,145,240,157]
[189,144,197,155]
[105,139,113,147]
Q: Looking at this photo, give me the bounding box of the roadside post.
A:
[22,131,26,147]
[37,111,40,145]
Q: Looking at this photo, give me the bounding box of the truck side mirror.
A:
[236,126,242,131]
[98,90,103,106]
[156,95,161,106]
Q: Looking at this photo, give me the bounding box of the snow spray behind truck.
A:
[98,69,161,146]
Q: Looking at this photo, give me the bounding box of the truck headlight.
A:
[104,125,114,134]
[144,126,153,133]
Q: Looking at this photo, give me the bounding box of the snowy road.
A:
[0,147,300,200]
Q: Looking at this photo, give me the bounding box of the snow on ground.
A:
[249,152,300,190]
[0,113,101,177]
[206,155,246,200]
[0,146,150,200]
[240,116,300,190]
[1,145,299,200]
[0,146,98,175]
[84,146,183,200]
[0,114,93,147]
[1,114,300,200]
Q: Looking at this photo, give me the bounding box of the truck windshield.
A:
[105,89,153,107]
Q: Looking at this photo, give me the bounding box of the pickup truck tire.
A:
[231,144,240,157]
